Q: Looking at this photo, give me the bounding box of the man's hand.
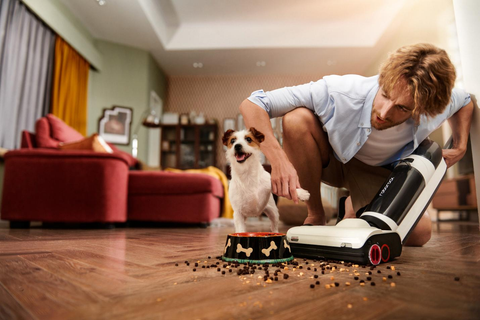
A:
[270,159,301,204]
[442,148,466,168]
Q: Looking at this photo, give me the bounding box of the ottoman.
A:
[128,171,224,225]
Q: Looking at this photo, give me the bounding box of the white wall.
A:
[453,0,480,223]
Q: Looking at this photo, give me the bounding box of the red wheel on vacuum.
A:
[368,244,382,265]
[381,244,391,262]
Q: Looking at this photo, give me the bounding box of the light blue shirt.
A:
[248,74,471,166]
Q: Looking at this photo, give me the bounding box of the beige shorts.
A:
[322,153,392,213]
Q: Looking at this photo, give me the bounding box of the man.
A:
[239,44,473,246]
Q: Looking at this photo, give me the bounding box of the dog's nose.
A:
[234,144,242,151]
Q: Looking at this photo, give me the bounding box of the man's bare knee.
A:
[283,108,317,137]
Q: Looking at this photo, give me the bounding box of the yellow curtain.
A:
[51,37,89,136]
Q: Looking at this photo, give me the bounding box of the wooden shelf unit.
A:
[160,124,217,169]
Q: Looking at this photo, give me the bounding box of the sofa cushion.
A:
[59,134,113,153]
[35,117,59,148]
[107,143,139,169]
[35,114,84,148]
[46,114,84,142]
[128,171,224,198]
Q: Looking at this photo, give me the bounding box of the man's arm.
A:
[239,99,301,203]
[443,100,474,167]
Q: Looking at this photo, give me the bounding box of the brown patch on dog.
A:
[249,127,265,144]
[222,130,235,146]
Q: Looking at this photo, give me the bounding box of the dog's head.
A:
[222,127,265,164]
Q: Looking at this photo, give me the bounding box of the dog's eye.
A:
[246,137,252,143]
[230,138,236,144]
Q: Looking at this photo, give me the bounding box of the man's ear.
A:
[222,130,235,146]
[249,127,265,144]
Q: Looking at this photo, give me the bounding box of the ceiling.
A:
[59,0,450,76]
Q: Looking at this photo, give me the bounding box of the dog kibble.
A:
[371,282,375,286]
[454,277,460,281]
[388,275,393,279]
[334,282,339,287]
[193,268,196,272]
[390,282,396,287]
[316,281,320,285]
[310,284,315,289]
[314,275,319,279]
[222,271,226,275]
[397,272,401,276]
[283,274,289,279]
[354,276,359,280]
[367,277,372,281]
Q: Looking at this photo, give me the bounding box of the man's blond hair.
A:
[379,43,456,122]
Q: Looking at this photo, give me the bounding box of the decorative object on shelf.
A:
[223,118,235,131]
[180,113,190,125]
[195,112,206,125]
[98,106,133,145]
[237,114,245,131]
[162,112,179,125]
[189,110,197,123]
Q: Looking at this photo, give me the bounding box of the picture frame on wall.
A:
[98,106,133,145]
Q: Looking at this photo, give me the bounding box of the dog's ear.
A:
[249,127,265,144]
[222,130,235,146]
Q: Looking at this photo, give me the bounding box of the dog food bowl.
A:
[222,232,294,264]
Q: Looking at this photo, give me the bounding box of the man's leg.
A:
[282,108,331,225]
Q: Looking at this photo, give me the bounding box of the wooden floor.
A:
[0,218,479,320]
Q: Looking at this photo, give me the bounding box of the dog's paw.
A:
[296,188,310,201]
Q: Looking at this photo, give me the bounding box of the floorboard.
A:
[0,218,479,319]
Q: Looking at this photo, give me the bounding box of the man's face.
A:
[371,79,414,130]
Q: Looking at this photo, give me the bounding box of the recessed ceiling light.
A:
[193,62,203,68]
[96,0,106,6]
[256,61,266,67]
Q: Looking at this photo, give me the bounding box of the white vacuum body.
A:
[287,139,446,265]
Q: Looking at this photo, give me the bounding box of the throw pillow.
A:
[59,134,113,153]
[46,114,84,143]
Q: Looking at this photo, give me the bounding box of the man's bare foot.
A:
[303,215,326,225]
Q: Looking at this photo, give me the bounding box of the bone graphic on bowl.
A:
[261,241,278,257]
[236,243,253,257]
[284,239,291,252]
[224,238,232,254]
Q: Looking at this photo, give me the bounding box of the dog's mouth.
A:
[235,151,252,163]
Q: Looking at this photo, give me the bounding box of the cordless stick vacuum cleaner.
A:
[286,138,447,265]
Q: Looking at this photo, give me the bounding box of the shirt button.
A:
[357,142,361,146]
[360,122,364,126]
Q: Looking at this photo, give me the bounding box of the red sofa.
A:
[1,114,224,228]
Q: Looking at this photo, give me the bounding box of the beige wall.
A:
[166,74,327,171]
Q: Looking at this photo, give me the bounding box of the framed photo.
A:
[223,118,235,132]
[98,106,133,145]
[237,114,245,131]
[180,113,190,125]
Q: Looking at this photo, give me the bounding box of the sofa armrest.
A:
[1,149,129,223]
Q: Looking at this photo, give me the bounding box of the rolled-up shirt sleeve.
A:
[247,79,329,118]
[446,88,471,118]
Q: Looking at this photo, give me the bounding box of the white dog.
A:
[223,127,310,233]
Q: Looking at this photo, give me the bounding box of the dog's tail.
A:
[296,188,310,201]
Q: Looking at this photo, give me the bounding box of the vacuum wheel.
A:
[368,244,382,265]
